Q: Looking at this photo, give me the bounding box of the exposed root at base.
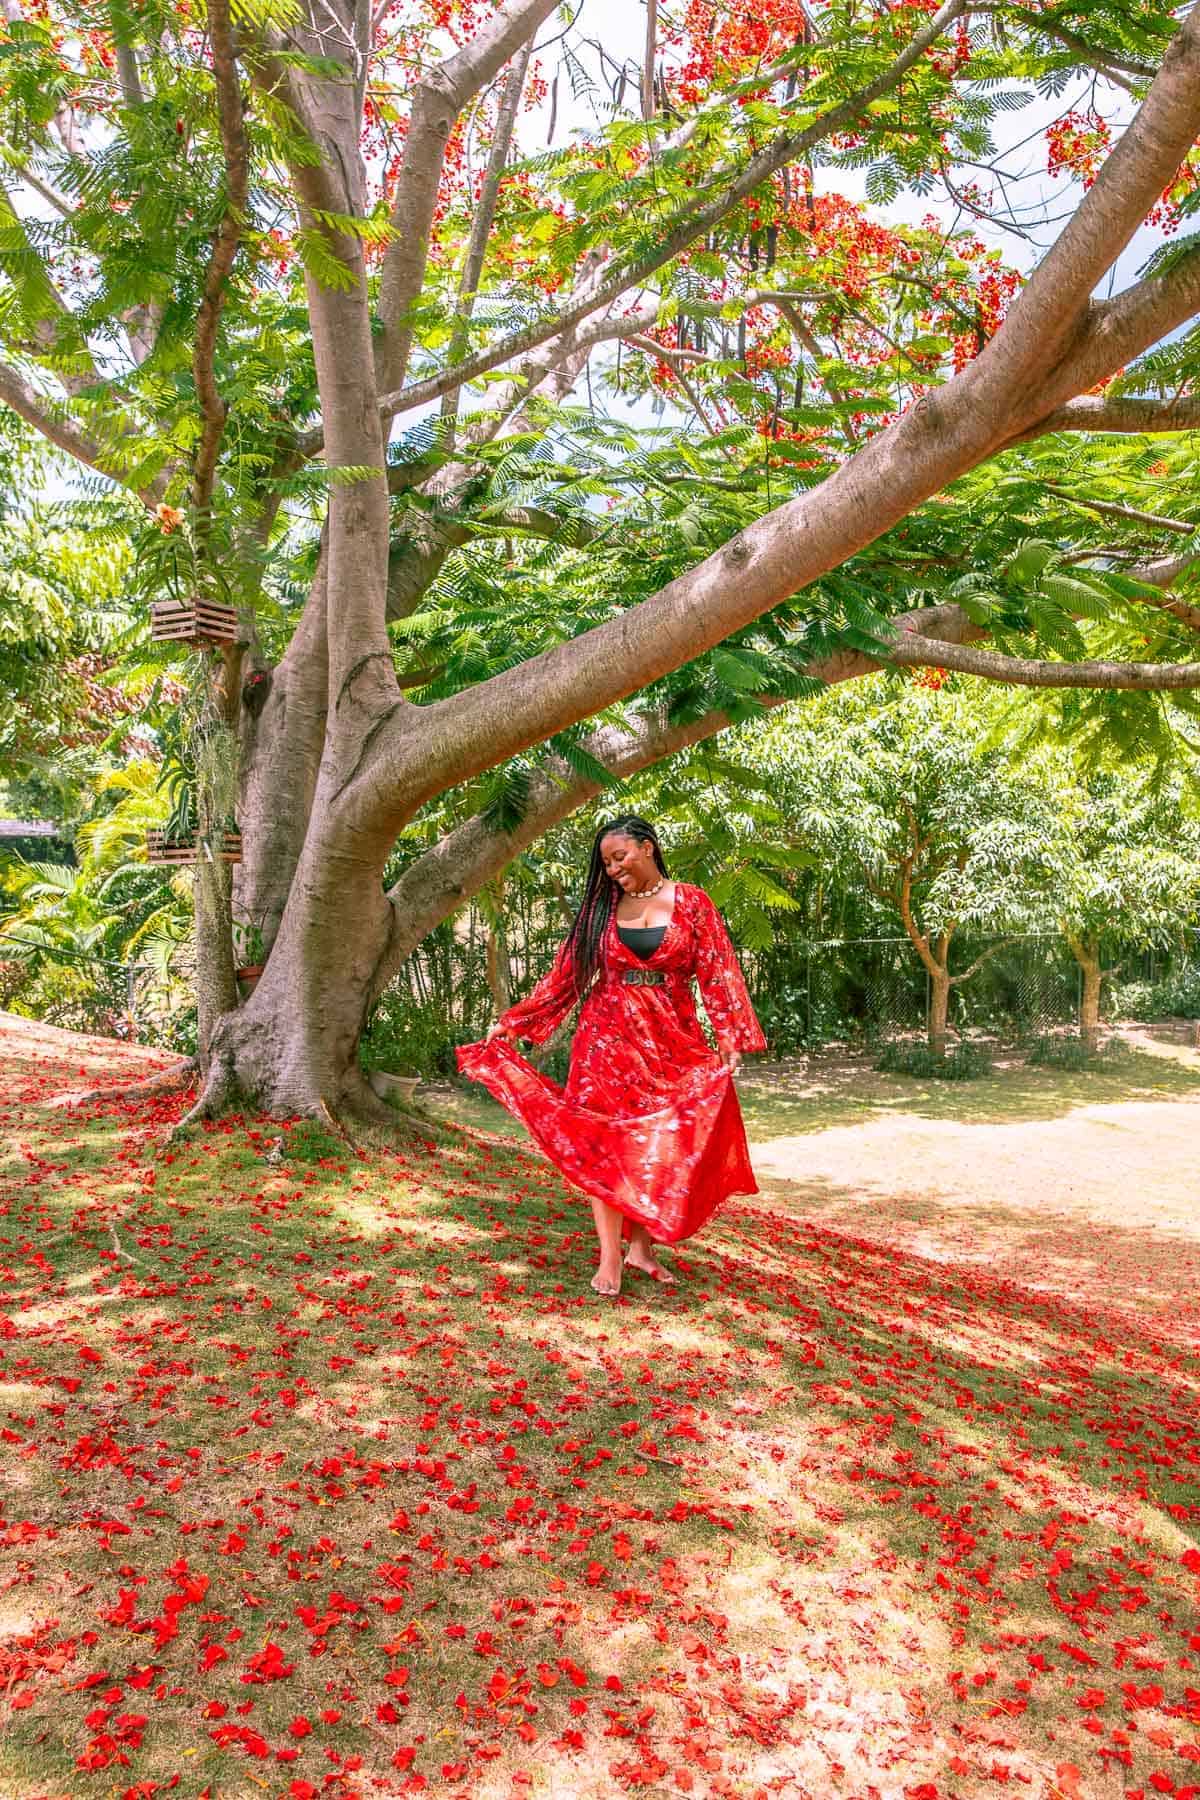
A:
[49,1057,198,1111]
[170,1053,238,1140]
[339,1087,394,1131]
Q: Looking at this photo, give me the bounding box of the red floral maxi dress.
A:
[456,883,767,1243]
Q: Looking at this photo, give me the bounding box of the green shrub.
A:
[1025,1033,1128,1072]
[360,989,463,1079]
[1111,965,1200,1022]
[752,985,811,1055]
[6,960,124,1036]
[875,1039,992,1080]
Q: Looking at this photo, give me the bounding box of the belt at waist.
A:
[615,967,680,988]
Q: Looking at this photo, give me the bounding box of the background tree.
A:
[748,680,1058,1053]
[1048,773,1200,1048]
[3,0,1200,1119]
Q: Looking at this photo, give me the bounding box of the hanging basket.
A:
[146,829,243,866]
[150,597,238,647]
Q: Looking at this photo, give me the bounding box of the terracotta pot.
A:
[236,964,265,992]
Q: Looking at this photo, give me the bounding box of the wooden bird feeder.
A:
[146,829,243,866]
[150,597,238,646]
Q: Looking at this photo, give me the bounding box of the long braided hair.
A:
[564,814,668,1000]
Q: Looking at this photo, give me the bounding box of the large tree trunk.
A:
[203,801,399,1118]
[233,541,330,963]
[193,848,238,1069]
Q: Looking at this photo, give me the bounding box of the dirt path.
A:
[741,1025,1200,1352]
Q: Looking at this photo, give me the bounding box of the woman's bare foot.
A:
[623,1227,676,1286]
[590,1261,622,1297]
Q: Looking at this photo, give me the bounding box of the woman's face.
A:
[600,832,657,892]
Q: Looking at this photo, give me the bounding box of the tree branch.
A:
[192,0,250,526]
[968,3,1159,85]
[245,33,349,220]
[374,600,984,986]
[1023,392,1200,437]
[776,297,859,444]
[897,860,941,980]
[642,0,658,121]
[0,358,168,504]
[379,0,968,417]
[1012,245,1200,439]
[950,937,1015,985]
[375,0,559,395]
[4,155,76,220]
[441,35,534,427]
[110,0,146,108]
[1043,483,1195,535]
[890,628,1200,690]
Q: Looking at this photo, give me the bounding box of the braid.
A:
[565,814,668,999]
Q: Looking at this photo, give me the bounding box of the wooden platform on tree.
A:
[146,830,242,865]
[149,598,238,645]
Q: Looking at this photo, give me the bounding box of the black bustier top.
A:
[617,923,667,961]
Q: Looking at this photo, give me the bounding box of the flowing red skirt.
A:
[456,1013,759,1245]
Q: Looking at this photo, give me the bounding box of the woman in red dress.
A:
[457,815,766,1296]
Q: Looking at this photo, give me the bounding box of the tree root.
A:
[170,1051,238,1140]
[48,1057,198,1111]
[340,1081,455,1147]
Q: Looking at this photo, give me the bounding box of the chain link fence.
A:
[3,923,1198,1070]
[744,931,1200,1056]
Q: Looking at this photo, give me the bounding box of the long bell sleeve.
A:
[688,889,767,1056]
[497,939,580,1045]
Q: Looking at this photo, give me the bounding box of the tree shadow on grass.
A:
[465,1149,1200,1795]
[6,1019,1200,1800]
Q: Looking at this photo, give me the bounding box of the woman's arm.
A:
[688,888,768,1066]
[490,938,580,1045]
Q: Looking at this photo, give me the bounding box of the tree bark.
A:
[193,848,238,1071]
[928,963,952,1060]
[482,879,512,1016]
[203,821,397,1119]
[234,541,331,959]
[1068,932,1104,1052]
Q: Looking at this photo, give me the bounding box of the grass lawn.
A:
[1,1014,1198,1800]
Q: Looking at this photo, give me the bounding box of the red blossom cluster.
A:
[1046,111,1113,185]
[1146,155,1200,235]
[669,0,814,105]
[1046,102,1192,252]
[926,19,973,79]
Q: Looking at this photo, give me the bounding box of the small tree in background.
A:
[757,681,1059,1054]
[1050,775,1200,1049]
